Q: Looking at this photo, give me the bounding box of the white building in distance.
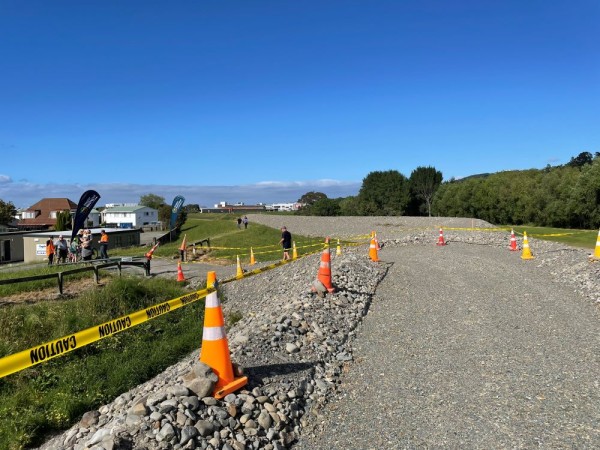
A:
[102,205,159,229]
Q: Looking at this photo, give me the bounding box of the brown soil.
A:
[0,278,104,307]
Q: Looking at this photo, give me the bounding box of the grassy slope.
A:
[0,214,325,449]
[509,226,597,250]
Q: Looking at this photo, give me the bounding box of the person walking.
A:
[237,217,242,229]
[46,235,55,265]
[279,226,292,260]
[99,229,109,259]
[243,216,249,229]
[55,235,69,264]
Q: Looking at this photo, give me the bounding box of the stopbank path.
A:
[296,242,600,449]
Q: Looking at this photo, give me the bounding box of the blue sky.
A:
[1,0,598,208]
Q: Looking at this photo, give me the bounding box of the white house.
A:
[266,202,302,211]
[87,208,101,228]
[101,205,159,229]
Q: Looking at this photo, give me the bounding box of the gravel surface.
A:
[34,216,600,450]
[296,242,600,449]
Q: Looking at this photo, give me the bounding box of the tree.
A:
[55,210,72,231]
[338,196,361,216]
[0,199,17,225]
[567,151,593,168]
[298,191,327,206]
[158,205,171,228]
[309,198,341,216]
[140,193,166,210]
[184,204,200,213]
[357,170,410,215]
[409,166,443,217]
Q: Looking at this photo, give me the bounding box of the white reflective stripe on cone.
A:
[205,293,220,308]
[203,326,226,341]
[320,262,330,268]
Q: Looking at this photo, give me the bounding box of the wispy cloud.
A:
[0,179,361,209]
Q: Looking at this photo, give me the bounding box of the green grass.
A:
[114,213,326,263]
[508,226,598,249]
[0,277,202,450]
[0,216,327,449]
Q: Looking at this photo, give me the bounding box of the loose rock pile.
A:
[39,248,388,450]
[37,221,600,450]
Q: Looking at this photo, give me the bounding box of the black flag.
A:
[169,195,185,230]
[71,190,101,240]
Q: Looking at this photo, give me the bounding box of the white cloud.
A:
[0,179,361,209]
[0,174,12,183]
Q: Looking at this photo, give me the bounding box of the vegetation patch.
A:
[0,277,201,450]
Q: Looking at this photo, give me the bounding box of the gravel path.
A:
[296,242,600,449]
[34,216,600,450]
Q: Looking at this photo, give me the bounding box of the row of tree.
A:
[432,157,600,229]
[297,152,600,229]
[298,166,443,217]
[2,153,598,230]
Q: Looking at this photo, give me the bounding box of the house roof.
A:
[17,198,77,228]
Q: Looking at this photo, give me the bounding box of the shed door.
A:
[0,240,10,262]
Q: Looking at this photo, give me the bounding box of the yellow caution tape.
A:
[0,288,212,379]
[0,230,376,378]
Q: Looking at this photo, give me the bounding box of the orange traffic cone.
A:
[590,228,600,261]
[369,235,380,262]
[336,239,342,256]
[509,229,518,251]
[436,228,447,246]
[200,271,248,399]
[521,232,534,260]
[371,231,381,250]
[179,234,187,262]
[145,241,159,259]
[249,247,256,265]
[236,255,244,279]
[177,260,186,281]
[317,238,335,293]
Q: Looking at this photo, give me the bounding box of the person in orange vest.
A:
[46,235,55,265]
[99,229,109,259]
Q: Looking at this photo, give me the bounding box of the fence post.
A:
[57,273,63,295]
[93,266,99,284]
[117,261,122,277]
[145,260,150,276]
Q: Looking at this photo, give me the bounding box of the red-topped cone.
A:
[145,241,159,259]
[179,234,187,262]
[200,271,248,398]
[436,228,447,246]
[317,237,335,293]
[177,260,186,281]
[509,229,518,251]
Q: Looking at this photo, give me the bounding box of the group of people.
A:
[236,216,249,229]
[45,229,109,265]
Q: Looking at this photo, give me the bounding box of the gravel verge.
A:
[35,217,600,450]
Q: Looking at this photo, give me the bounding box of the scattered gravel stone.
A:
[36,217,600,449]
